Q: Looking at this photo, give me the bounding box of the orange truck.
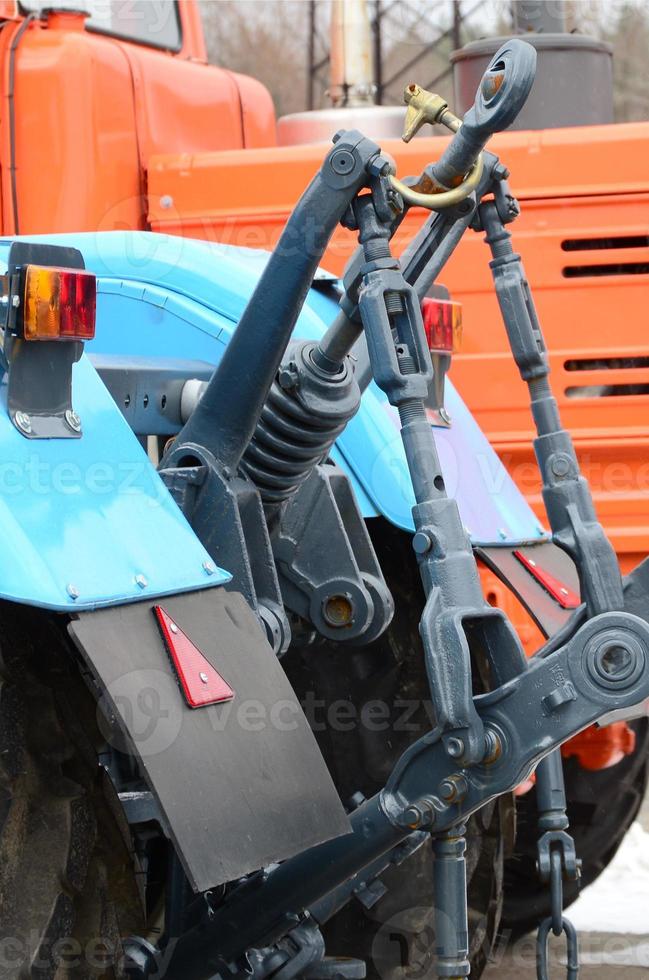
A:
[4,0,647,582]
[1,0,647,925]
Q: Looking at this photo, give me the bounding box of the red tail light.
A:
[22,265,96,341]
[421,297,462,353]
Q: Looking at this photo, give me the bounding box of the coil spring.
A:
[240,372,354,505]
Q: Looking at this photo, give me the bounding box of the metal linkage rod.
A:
[315,153,498,375]
[432,826,470,979]
[480,199,624,616]
[352,191,528,765]
[167,130,383,473]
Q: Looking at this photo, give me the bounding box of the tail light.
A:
[21,265,96,341]
[421,297,462,353]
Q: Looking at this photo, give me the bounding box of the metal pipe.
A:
[513,0,566,34]
[330,0,375,107]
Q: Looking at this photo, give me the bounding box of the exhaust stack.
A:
[329,0,375,108]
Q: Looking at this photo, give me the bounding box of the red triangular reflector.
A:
[154,605,235,709]
[513,550,580,609]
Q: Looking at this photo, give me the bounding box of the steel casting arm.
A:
[167,130,386,472]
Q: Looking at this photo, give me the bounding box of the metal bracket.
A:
[160,452,290,655]
[3,241,87,439]
[272,463,394,644]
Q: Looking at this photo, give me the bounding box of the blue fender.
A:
[0,231,545,611]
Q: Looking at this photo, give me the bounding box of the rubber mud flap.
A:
[68,588,350,892]
[476,542,581,638]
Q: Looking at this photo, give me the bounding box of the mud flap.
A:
[476,542,581,639]
[68,588,350,892]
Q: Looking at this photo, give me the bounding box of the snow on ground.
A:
[569,821,649,935]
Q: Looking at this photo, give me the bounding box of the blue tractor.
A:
[0,41,647,980]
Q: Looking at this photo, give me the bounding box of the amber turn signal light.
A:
[22,264,96,341]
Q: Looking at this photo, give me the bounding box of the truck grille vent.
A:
[564,356,649,399]
[566,384,649,398]
[561,235,649,278]
[565,357,649,371]
[563,262,649,278]
[561,235,649,251]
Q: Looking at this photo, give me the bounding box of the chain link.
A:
[536,838,580,979]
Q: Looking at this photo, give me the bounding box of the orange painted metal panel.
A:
[2,16,142,235]
[1,4,277,237]
[147,122,649,570]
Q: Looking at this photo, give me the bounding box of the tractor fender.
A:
[0,231,546,548]
[0,353,229,611]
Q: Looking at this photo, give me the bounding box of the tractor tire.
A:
[0,602,144,980]
[283,522,511,979]
[502,718,649,937]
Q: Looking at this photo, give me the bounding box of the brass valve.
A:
[389,83,484,212]
[402,83,460,141]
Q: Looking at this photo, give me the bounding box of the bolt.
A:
[438,407,452,424]
[330,148,355,176]
[11,295,19,308]
[550,454,572,479]
[498,527,508,540]
[278,362,299,391]
[135,574,148,589]
[160,195,174,210]
[482,728,503,765]
[403,805,423,828]
[65,409,81,432]
[199,672,209,684]
[446,736,465,759]
[66,583,79,600]
[560,587,569,597]
[537,524,546,536]
[202,560,215,576]
[14,411,31,434]
[412,531,433,555]
[493,161,509,181]
[332,130,344,144]
[368,153,394,178]
[346,791,366,812]
[438,773,468,803]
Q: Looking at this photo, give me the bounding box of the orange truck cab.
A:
[0,0,275,237]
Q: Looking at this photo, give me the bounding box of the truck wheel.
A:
[284,522,511,979]
[502,718,649,937]
[0,603,144,979]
